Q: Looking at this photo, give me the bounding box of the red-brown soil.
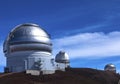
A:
[0,68,120,84]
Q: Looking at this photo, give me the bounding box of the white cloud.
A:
[52,31,120,59]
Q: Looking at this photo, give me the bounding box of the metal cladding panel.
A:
[10,23,49,38]
[27,53,55,71]
[6,51,32,72]
[56,63,68,71]
[9,23,51,45]
[27,57,35,69]
[7,55,27,72]
[3,23,52,55]
[26,70,55,75]
[9,36,51,45]
[10,43,52,53]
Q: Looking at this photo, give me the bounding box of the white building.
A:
[55,51,70,71]
[3,23,70,75]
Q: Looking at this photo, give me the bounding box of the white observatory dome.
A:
[55,51,69,63]
[104,63,116,72]
[3,23,52,54]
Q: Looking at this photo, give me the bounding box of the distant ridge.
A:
[0,68,119,84]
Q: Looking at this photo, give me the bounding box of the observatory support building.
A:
[55,51,70,71]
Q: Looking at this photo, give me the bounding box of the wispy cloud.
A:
[65,24,106,35]
[52,31,120,59]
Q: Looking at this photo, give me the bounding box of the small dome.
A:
[104,63,116,72]
[55,51,69,63]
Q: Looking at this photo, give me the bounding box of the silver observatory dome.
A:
[55,51,69,63]
[3,23,52,54]
[9,23,51,44]
[104,63,116,73]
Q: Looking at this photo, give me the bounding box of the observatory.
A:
[104,63,116,73]
[3,23,70,75]
[55,51,70,71]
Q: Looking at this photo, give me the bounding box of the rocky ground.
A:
[0,68,120,84]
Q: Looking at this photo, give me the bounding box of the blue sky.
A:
[0,0,120,72]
